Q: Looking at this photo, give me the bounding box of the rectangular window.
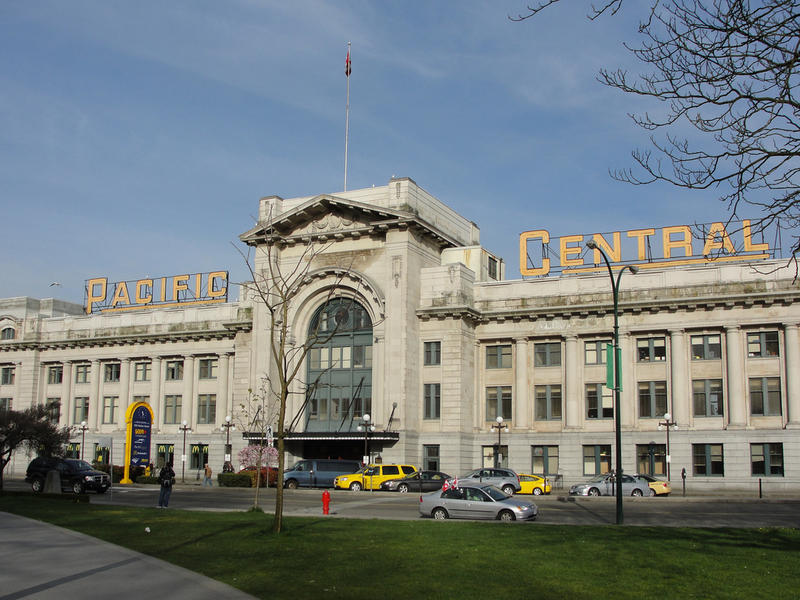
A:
[749,377,782,416]
[486,345,512,369]
[534,342,561,367]
[693,443,724,476]
[1,366,15,386]
[532,445,559,477]
[488,256,498,280]
[197,394,217,424]
[190,444,209,470]
[47,365,63,385]
[424,341,441,366]
[0,398,12,411]
[134,361,151,382]
[534,385,562,421]
[423,383,441,419]
[583,445,611,476]
[586,383,613,419]
[638,381,667,418]
[486,386,512,421]
[46,398,61,423]
[691,334,722,360]
[166,360,184,381]
[750,443,784,476]
[352,395,372,420]
[747,331,780,358]
[482,445,508,468]
[308,348,330,370]
[637,337,666,362]
[133,395,149,405]
[73,397,89,424]
[584,340,610,365]
[198,358,218,379]
[102,396,118,424]
[692,379,724,417]
[331,347,352,369]
[636,443,666,477]
[104,363,120,383]
[164,395,182,424]
[423,445,440,471]
[74,364,90,384]
[352,345,372,368]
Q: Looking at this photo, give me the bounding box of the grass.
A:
[1,494,798,599]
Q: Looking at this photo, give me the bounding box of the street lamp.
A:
[79,421,89,460]
[357,414,375,464]
[179,420,192,483]
[221,415,235,473]
[490,416,509,468]
[586,239,638,525]
[658,412,678,481]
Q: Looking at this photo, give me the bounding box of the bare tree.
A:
[514,1,800,257]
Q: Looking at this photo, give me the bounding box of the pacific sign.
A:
[519,219,772,277]
[85,271,228,314]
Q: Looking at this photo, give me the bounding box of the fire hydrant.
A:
[322,490,331,515]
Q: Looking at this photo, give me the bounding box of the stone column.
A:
[61,361,72,426]
[514,338,529,428]
[120,358,132,418]
[90,360,101,429]
[182,356,196,427]
[219,353,231,423]
[150,357,162,430]
[620,333,635,428]
[564,336,581,429]
[372,336,384,428]
[669,330,688,426]
[726,326,746,428]
[784,324,800,428]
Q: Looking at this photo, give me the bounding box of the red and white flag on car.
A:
[442,477,458,491]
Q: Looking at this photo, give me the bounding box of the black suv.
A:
[25,457,111,494]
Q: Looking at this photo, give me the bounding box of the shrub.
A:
[136,476,160,485]
[218,473,251,487]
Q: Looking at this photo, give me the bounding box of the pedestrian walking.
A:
[203,463,213,487]
[158,462,176,508]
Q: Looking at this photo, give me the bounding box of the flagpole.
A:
[344,41,351,192]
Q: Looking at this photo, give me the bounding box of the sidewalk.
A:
[0,511,256,600]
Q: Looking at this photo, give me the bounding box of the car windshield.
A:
[68,460,94,471]
[484,486,509,501]
[589,475,608,483]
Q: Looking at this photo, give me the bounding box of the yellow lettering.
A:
[194,273,202,299]
[135,280,153,305]
[627,229,656,260]
[207,271,228,298]
[702,222,736,255]
[86,277,107,314]
[519,230,551,276]
[663,225,693,258]
[110,282,131,307]
[591,232,621,263]
[743,219,769,252]
[158,277,167,302]
[172,275,189,300]
[560,234,584,267]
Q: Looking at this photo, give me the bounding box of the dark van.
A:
[284,459,362,489]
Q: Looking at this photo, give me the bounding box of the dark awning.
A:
[242,431,400,443]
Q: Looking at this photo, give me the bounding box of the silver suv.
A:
[458,468,521,495]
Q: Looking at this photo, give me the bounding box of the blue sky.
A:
[1,1,751,304]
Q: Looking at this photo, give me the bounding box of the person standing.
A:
[158,462,175,508]
[203,463,213,487]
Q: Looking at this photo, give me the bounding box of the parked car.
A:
[334,464,417,491]
[517,473,552,495]
[419,483,538,521]
[25,457,110,494]
[569,473,650,497]
[283,459,362,489]
[636,474,671,496]
[380,470,451,493]
[457,468,521,495]
[239,465,278,487]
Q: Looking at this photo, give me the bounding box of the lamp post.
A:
[357,414,375,464]
[586,239,638,525]
[79,421,89,460]
[490,416,509,468]
[658,412,678,481]
[179,420,192,483]
[221,415,235,473]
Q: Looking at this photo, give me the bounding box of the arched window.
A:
[0,327,15,340]
[306,298,373,432]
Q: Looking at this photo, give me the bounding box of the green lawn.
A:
[1,495,798,599]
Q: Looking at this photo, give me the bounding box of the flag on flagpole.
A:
[345,50,351,77]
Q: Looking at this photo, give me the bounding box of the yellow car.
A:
[636,474,671,496]
[334,464,417,491]
[517,473,552,495]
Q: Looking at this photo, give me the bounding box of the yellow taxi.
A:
[517,473,552,495]
[636,474,671,496]
[334,464,417,491]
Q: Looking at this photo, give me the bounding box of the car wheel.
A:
[501,485,515,496]
[432,507,448,520]
[31,478,44,493]
[533,488,543,496]
[648,488,656,497]
[499,510,516,522]
[285,479,299,490]
[398,483,409,493]
[588,487,600,496]
[632,488,643,497]
[72,481,84,495]
[350,481,362,492]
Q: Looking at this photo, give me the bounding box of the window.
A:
[488,256,498,280]
[637,337,666,362]
[638,381,667,418]
[423,445,440,471]
[636,443,666,477]
[424,341,441,366]
[1,327,15,340]
[73,397,89,424]
[47,365,63,385]
[749,377,782,416]
[693,379,724,417]
[197,394,217,424]
[423,383,440,419]
[353,345,372,368]
[0,398,11,411]
[534,342,561,367]
[166,360,184,381]
[102,396,118,424]
[747,331,779,358]
[693,443,724,476]
[156,444,175,469]
[190,444,209,470]
[330,347,352,369]
[104,363,120,383]
[65,443,80,459]
[586,383,613,419]
[482,445,508,468]
[133,395,149,405]
[486,386,512,421]
[74,364,90,384]
[583,445,611,476]
[198,358,218,380]
[751,443,784,476]
[1,366,14,386]
[532,445,559,476]
[134,361,151,382]
[534,385,562,420]
[486,345,512,369]
[585,340,610,365]
[691,334,721,360]
[164,395,182,424]
[46,398,60,423]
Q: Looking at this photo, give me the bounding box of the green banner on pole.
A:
[605,344,622,391]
